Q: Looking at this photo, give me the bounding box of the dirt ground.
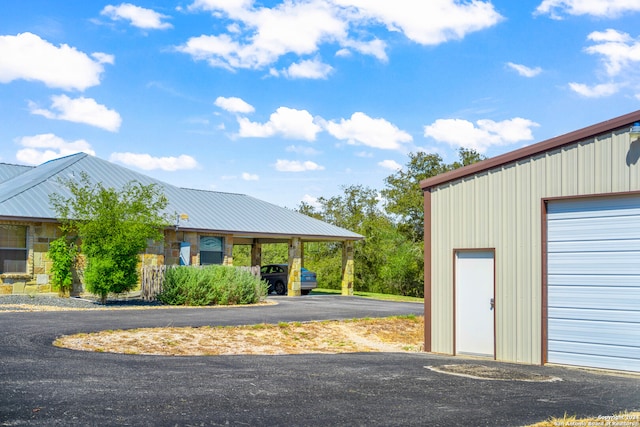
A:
[54,316,424,356]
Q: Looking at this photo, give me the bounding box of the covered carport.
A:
[229,234,360,296]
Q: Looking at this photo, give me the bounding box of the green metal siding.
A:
[429,130,640,364]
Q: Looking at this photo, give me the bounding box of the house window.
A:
[200,236,223,265]
[0,225,27,274]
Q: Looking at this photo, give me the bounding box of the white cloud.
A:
[302,194,321,208]
[536,0,640,18]
[563,29,640,99]
[334,0,503,45]
[378,159,402,170]
[341,38,388,61]
[588,28,632,44]
[15,133,95,165]
[180,1,348,70]
[241,172,259,181]
[0,32,112,91]
[29,95,122,132]
[325,112,412,150]
[584,29,640,77]
[281,58,334,79]
[237,107,322,141]
[568,82,621,97]
[423,117,539,153]
[286,145,321,156]
[274,159,325,172]
[506,62,542,77]
[181,0,500,72]
[355,151,373,158]
[188,0,253,14]
[214,96,255,113]
[109,152,198,171]
[91,52,115,65]
[101,3,173,29]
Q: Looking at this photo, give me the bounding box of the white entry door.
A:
[455,251,495,357]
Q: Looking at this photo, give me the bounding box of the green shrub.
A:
[47,237,77,296]
[157,265,268,306]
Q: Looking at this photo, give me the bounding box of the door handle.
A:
[490,298,495,311]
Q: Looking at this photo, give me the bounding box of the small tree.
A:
[50,173,169,303]
[47,237,77,296]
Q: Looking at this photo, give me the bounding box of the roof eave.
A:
[172,227,364,241]
[420,110,640,190]
[0,215,59,223]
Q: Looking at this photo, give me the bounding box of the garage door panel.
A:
[549,275,640,287]
[549,239,640,253]
[548,285,640,311]
[548,217,640,241]
[548,252,640,275]
[547,196,640,373]
[548,318,640,347]
[549,307,640,323]
[548,351,640,372]
[547,198,640,217]
[549,340,640,361]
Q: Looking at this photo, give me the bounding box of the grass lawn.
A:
[311,288,423,303]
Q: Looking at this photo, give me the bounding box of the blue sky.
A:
[2,0,640,208]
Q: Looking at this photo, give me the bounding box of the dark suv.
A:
[260,264,317,295]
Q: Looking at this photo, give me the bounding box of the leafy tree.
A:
[300,150,486,296]
[382,148,485,242]
[298,185,416,293]
[381,152,448,242]
[47,237,77,296]
[450,147,486,169]
[232,243,289,268]
[50,173,169,303]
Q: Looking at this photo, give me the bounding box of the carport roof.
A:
[0,153,363,241]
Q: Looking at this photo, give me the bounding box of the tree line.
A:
[236,149,485,297]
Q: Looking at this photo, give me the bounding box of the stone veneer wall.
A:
[0,221,61,295]
[1,222,233,296]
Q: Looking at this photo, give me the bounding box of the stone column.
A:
[288,237,302,296]
[341,240,354,296]
[223,235,234,266]
[251,240,262,268]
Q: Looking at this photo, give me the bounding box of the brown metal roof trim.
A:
[420,109,640,190]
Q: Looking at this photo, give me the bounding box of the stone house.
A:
[0,153,362,296]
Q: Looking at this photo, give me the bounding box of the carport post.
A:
[223,235,234,266]
[341,240,354,296]
[251,240,262,269]
[287,237,302,296]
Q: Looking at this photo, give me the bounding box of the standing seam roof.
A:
[0,163,33,184]
[0,153,363,240]
[420,109,640,190]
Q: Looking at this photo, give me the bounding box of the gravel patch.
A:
[427,364,563,382]
[0,294,163,311]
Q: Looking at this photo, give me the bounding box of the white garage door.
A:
[547,196,640,372]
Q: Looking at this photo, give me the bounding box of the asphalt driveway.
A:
[0,295,638,426]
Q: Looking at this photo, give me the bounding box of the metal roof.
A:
[0,153,363,241]
[420,109,640,190]
[0,163,33,184]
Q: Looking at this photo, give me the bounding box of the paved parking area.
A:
[0,295,638,426]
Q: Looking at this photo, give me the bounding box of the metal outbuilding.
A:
[421,110,640,373]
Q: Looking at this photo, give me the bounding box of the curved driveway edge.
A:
[1,295,638,426]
